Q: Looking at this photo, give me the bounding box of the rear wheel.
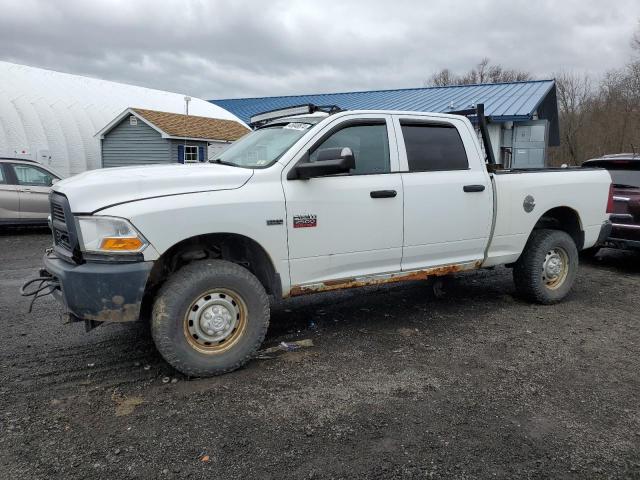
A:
[151,260,269,377]
[513,229,578,304]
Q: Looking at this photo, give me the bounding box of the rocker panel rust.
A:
[288,261,481,297]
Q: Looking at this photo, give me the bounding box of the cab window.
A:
[401,122,469,171]
[12,164,56,187]
[310,122,390,175]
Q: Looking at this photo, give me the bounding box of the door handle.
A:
[463,185,485,193]
[20,188,33,193]
[370,190,397,198]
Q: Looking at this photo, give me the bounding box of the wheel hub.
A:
[544,253,562,278]
[185,291,245,351]
[200,304,234,336]
[542,247,569,289]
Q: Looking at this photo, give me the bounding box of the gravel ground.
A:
[0,228,639,479]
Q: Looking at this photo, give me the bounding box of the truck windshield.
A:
[212,122,315,168]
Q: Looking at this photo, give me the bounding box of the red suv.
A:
[583,154,640,253]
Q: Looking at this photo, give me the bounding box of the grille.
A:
[51,203,66,223]
[54,229,72,250]
[50,195,73,252]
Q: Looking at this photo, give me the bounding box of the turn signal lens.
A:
[100,237,144,251]
[76,216,149,254]
[606,183,614,214]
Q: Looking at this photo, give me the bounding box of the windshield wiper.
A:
[210,158,238,167]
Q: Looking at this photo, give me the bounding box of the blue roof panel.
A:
[210,80,556,126]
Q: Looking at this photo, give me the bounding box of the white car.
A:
[28,104,612,376]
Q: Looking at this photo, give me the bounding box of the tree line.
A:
[426,21,640,166]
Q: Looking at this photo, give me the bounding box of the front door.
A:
[282,115,404,287]
[10,163,57,220]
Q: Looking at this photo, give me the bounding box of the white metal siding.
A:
[207,141,231,160]
[0,61,246,177]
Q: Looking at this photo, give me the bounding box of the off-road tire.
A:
[513,229,578,304]
[151,260,270,377]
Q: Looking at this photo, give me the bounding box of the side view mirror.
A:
[51,178,59,186]
[290,147,355,180]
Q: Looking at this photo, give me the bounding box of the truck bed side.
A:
[483,168,611,267]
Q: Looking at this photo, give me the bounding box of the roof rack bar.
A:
[249,103,342,128]
[448,103,496,165]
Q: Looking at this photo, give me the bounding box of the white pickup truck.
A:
[26,104,612,376]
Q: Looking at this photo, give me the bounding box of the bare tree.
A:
[429,68,457,87]
[425,28,640,166]
[554,72,592,165]
[427,58,532,87]
[600,61,640,152]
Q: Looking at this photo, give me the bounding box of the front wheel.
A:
[151,260,270,377]
[513,229,578,304]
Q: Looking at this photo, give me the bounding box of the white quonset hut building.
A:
[0,61,244,177]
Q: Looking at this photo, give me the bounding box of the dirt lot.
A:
[0,228,639,479]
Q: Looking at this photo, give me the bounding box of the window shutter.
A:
[198,146,205,162]
[177,145,184,163]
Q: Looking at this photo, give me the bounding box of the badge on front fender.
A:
[293,214,317,228]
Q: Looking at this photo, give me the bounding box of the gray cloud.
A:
[1,0,639,99]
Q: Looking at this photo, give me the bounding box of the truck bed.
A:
[484,167,611,267]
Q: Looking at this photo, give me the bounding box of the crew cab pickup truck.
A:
[25,104,612,377]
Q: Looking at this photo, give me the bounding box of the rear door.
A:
[393,115,493,270]
[10,163,57,220]
[0,164,20,222]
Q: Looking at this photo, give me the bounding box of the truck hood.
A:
[54,163,253,213]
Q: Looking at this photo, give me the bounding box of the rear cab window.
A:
[609,169,640,188]
[583,159,640,188]
[399,121,469,172]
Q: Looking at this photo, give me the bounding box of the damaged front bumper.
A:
[37,253,153,328]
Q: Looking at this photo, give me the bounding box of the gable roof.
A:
[96,108,249,142]
[211,79,559,146]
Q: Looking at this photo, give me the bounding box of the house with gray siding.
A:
[96,108,249,168]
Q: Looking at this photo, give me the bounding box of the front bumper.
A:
[43,253,153,323]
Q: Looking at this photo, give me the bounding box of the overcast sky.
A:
[1,0,639,100]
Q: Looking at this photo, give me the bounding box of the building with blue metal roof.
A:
[211,80,559,168]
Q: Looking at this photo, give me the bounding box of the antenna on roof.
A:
[184,96,191,116]
[183,96,191,162]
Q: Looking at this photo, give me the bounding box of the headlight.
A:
[76,216,148,254]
